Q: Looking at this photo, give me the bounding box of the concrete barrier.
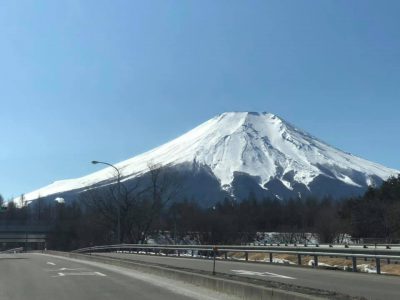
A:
[45,250,325,300]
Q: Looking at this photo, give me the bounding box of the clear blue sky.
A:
[1,0,399,200]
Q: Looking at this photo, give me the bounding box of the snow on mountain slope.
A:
[21,112,399,203]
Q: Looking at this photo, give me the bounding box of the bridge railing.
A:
[71,243,400,275]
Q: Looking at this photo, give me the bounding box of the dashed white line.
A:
[231,269,295,279]
[47,262,56,266]
[52,271,107,277]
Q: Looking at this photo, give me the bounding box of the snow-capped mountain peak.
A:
[20,112,399,203]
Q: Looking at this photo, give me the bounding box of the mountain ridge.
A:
[19,112,399,204]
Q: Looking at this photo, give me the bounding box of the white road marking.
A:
[231,269,295,279]
[46,262,56,266]
[45,267,87,272]
[38,253,238,300]
[52,271,107,277]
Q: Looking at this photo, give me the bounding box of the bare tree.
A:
[127,163,181,243]
[18,194,25,208]
[82,163,181,244]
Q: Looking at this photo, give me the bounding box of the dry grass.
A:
[248,253,266,261]
[224,252,400,275]
[381,264,400,275]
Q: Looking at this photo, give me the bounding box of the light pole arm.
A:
[91,160,121,182]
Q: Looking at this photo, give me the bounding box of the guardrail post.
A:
[177,250,180,257]
[212,247,218,275]
[191,250,194,257]
[313,255,318,268]
[297,254,301,265]
[376,258,381,275]
[245,252,248,261]
[352,256,357,272]
[269,252,273,263]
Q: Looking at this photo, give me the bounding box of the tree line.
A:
[1,171,399,250]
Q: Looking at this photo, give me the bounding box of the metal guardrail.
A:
[72,243,400,275]
[0,247,24,254]
[73,242,400,252]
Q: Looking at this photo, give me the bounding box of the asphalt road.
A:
[96,252,400,300]
[0,253,233,300]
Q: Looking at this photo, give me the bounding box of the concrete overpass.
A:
[0,225,48,250]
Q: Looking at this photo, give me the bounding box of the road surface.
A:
[96,252,400,300]
[0,253,234,300]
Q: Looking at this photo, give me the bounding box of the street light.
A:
[91,160,122,243]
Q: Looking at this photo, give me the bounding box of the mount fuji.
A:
[20,112,399,205]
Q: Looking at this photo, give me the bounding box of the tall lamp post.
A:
[91,160,122,243]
